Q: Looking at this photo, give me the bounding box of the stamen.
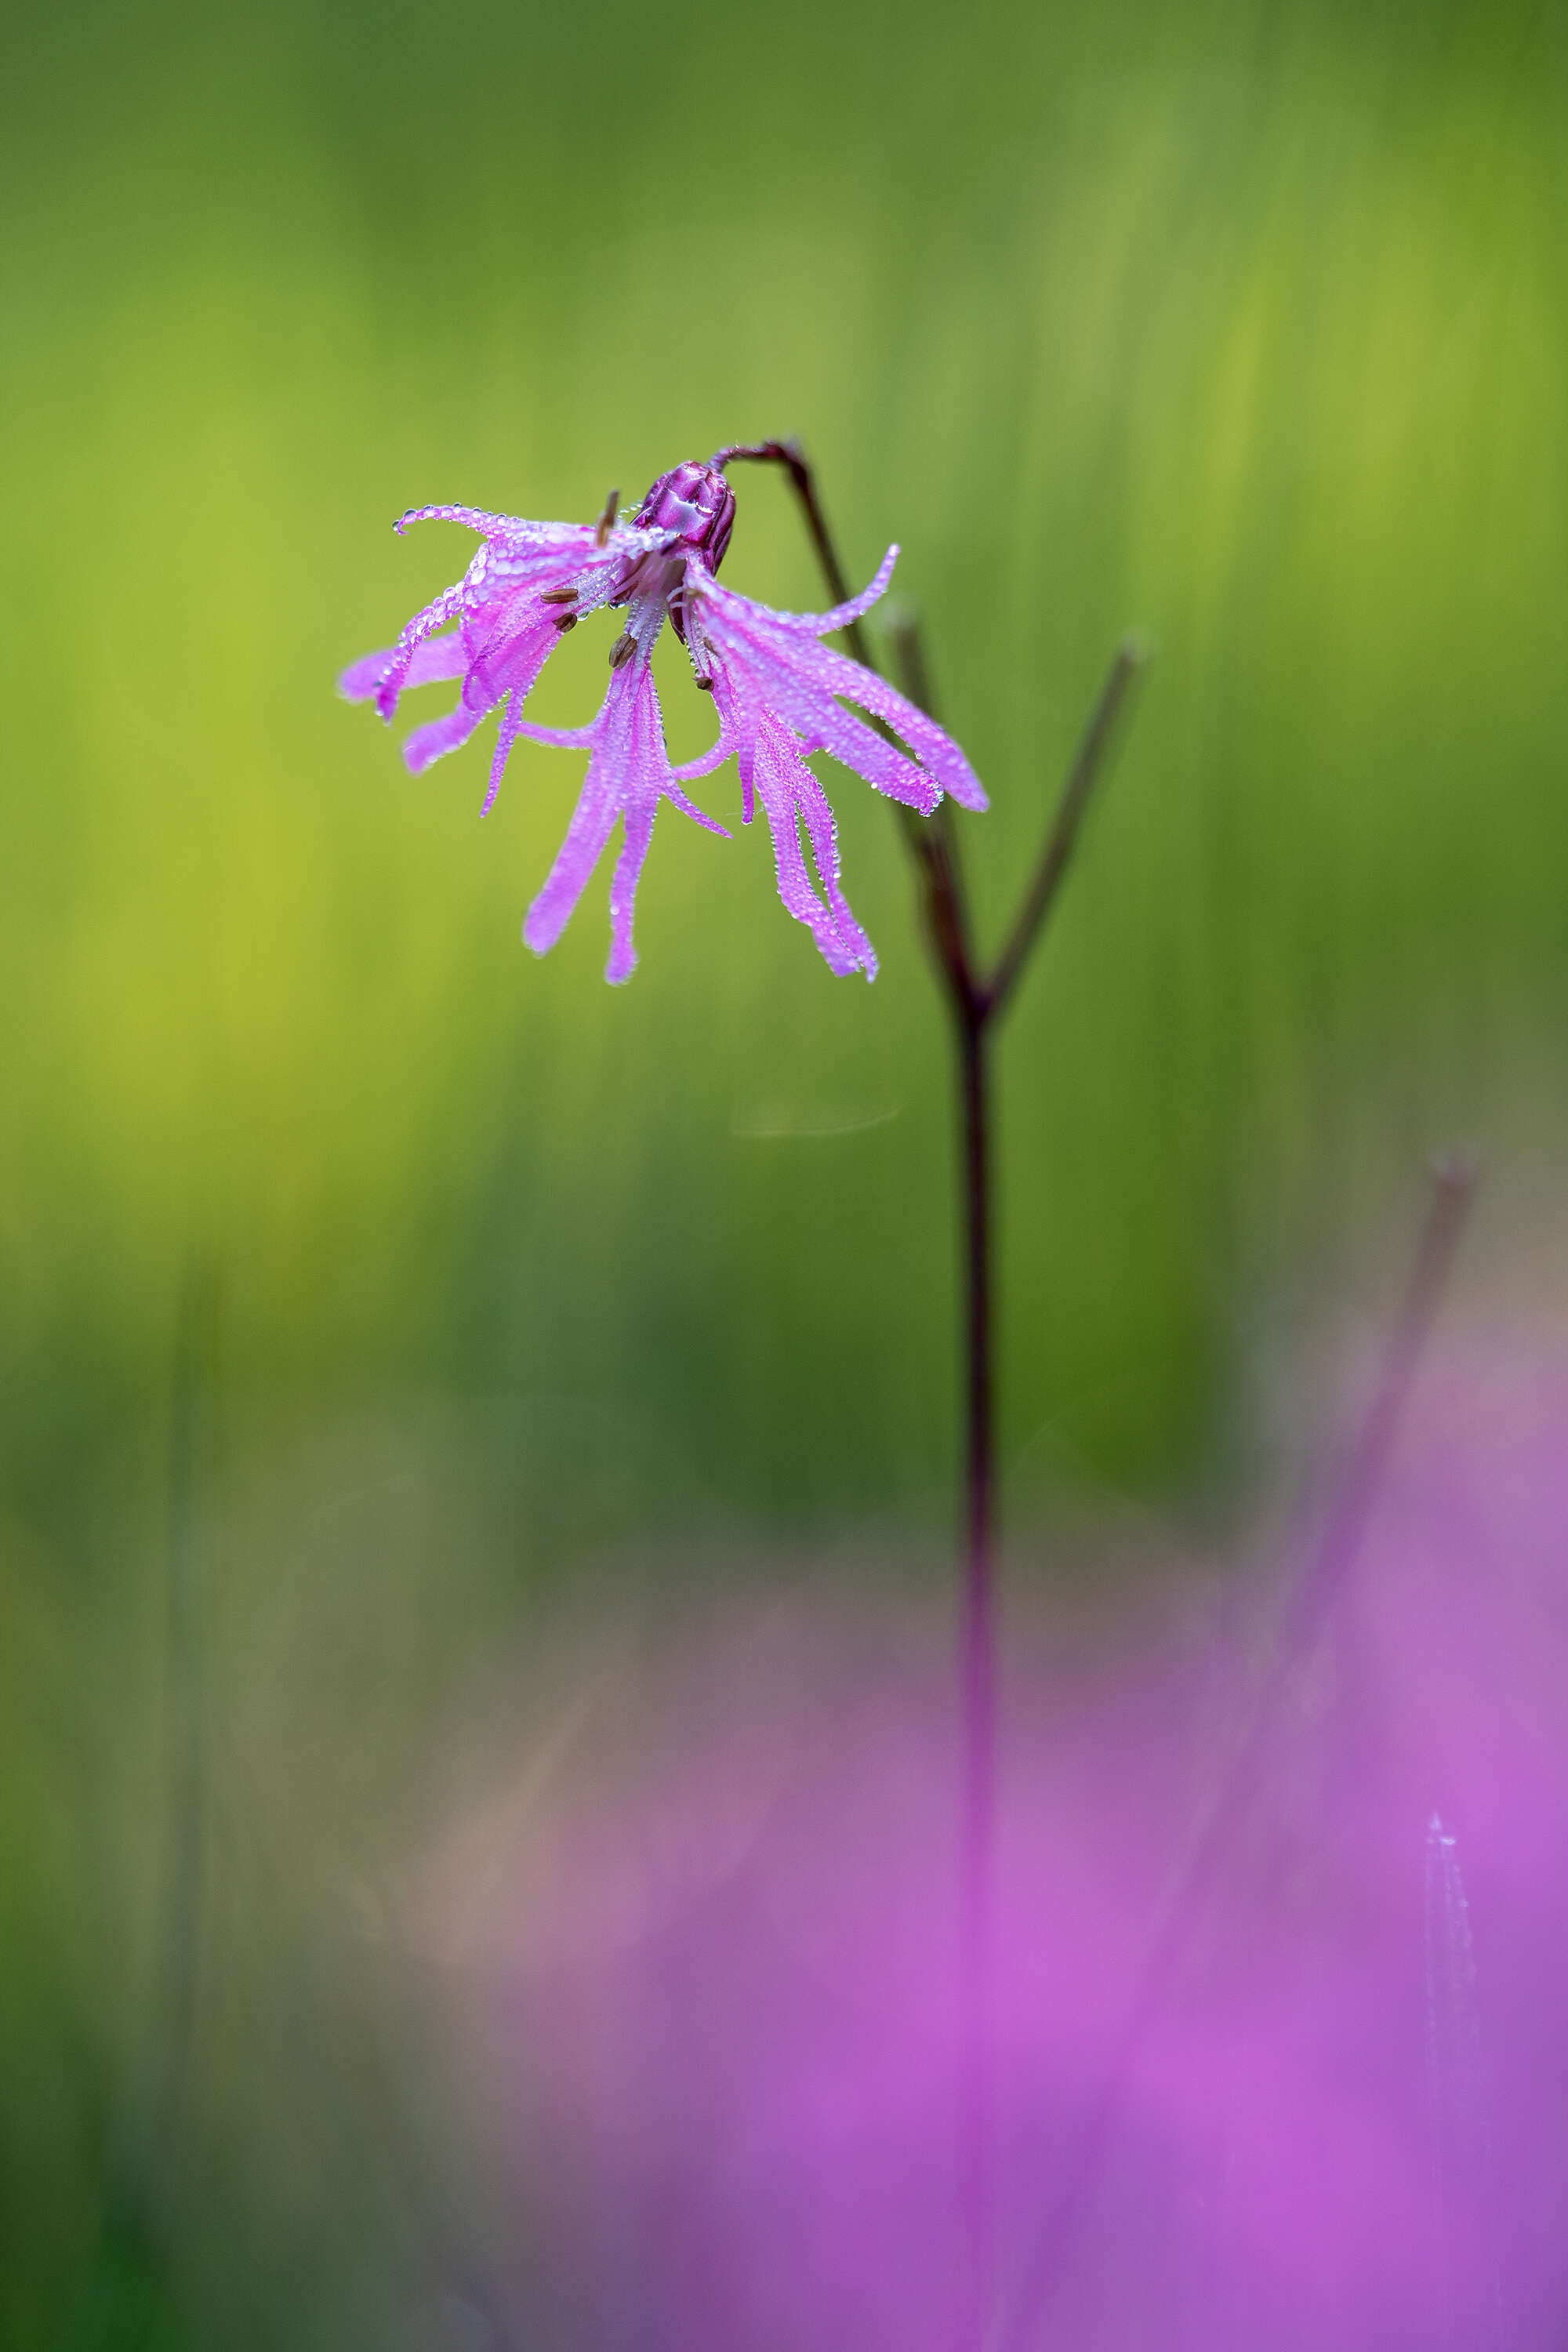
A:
[695,674,714,691]
[540,586,578,605]
[553,612,578,633]
[595,488,620,547]
[609,630,638,669]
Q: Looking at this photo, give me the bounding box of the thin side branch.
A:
[983,637,1146,1021]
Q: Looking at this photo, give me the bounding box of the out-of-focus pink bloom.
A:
[340,459,985,982]
[412,1332,1568,2352]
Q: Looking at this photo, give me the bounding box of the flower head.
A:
[341,456,986,982]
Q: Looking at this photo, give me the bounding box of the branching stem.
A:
[984,639,1145,1019]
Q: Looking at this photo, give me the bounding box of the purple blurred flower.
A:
[340,458,986,982]
[412,1332,1568,2352]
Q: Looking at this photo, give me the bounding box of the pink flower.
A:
[341,459,987,982]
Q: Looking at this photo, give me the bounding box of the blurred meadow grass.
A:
[4,0,1568,2338]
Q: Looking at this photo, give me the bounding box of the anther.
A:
[695,674,714,691]
[553,612,578,633]
[595,488,619,548]
[609,630,638,669]
[541,586,578,605]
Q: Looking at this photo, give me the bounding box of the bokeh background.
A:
[4,0,1566,2340]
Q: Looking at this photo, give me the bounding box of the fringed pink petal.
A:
[786,637,989,810]
[463,609,561,719]
[702,546,898,638]
[522,661,720,978]
[372,582,467,720]
[663,782,730,838]
[792,759,877,978]
[746,708,877,979]
[523,746,622,958]
[481,691,524,818]
[467,531,615,615]
[339,648,395,703]
[804,543,899,637]
[406,632,470,689]
[340,630,466,710]
[356,518,612,734]
[670,717,736,786]
[605,800,655,983]
[601,665,666,981]
[601,664,728,975]
[402,699,485,774]
[710,667,757,826]
[792,690,941,813]
[514,717,601,750]
[700,579,987,811]
[395,503,568,541]
[699,615,936,810]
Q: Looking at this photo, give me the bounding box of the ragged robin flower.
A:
[340,455,986,982]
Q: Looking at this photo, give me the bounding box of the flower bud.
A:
[632,463,736,575]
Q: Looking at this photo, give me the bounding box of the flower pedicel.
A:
[340,454,986,982]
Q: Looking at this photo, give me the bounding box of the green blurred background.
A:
[4,0,1566,2339]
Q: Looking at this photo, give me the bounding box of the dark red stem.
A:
[956,1004,995,2349]
[727,435,1139,2352]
